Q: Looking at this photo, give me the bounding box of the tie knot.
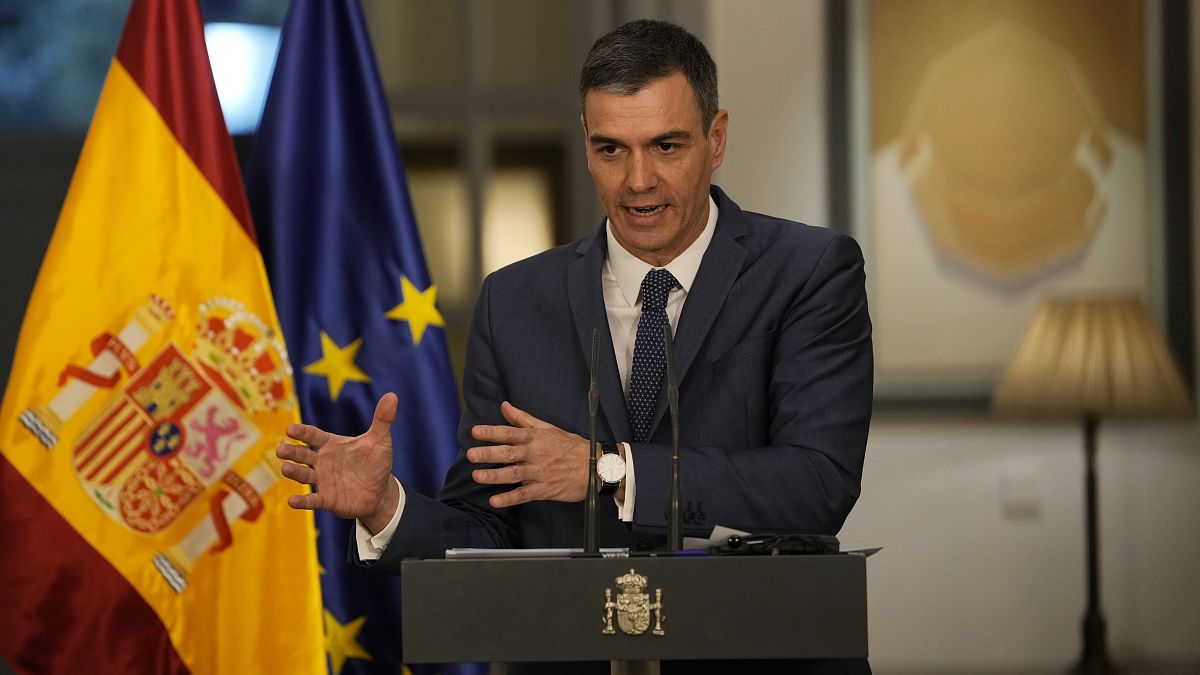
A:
[639,268,677,312]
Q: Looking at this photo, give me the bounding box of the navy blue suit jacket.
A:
[371,186,872,565]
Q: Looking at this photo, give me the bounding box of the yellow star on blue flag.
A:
[324,610,372,674]
[386,275,444,345]
[303,331,370,401]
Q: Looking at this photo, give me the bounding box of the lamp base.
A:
[1073,610,1115,675]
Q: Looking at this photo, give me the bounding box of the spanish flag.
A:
[0,1,324,673]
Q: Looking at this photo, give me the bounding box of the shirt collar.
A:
[605,195,718,306]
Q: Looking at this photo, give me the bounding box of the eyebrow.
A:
[588,129,694,146]
[650,129,693,144]
[588,133,622,146]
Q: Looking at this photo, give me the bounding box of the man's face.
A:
[582,72,728,267]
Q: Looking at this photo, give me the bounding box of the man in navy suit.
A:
[278,13,871,594]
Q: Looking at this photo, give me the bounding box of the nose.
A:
[625,150,657,193]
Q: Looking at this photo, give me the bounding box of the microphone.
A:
[664,325,683,552]
[584,328,600,554]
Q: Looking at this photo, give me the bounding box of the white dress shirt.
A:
[357,197,719,558]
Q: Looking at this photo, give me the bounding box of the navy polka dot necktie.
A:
[627,268,678,443]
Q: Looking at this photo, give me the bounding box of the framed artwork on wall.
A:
[828,0,1194,405]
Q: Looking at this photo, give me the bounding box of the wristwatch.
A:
[596,442,626,495]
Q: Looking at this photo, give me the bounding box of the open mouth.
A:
[625,205,666,216]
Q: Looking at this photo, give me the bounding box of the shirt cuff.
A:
[615,442,635,522]
[355,476,406,561]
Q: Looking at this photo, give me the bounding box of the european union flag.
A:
[244,1,480,673]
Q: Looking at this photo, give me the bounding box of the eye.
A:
[657,142,676,152]
[598,144,619,155]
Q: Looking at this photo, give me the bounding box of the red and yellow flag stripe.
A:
[0,1,324,673]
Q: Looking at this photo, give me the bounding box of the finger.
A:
[276,441,317,466]
[467,444,521,464]
[472,463,533,485]
[489,484,536,508]
[500,401,553,429]
[280,461,317,486]
[471,424,532,446]
[366,393,398,443]
[286,492,326,511]
[286,422,332,447]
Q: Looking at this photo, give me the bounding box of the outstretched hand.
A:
[468,401,593,508]
[276,393,400,534]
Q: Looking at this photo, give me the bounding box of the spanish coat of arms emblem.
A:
[18,295,293,593]
[602,568,665,636]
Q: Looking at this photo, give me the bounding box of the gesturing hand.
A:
[276,393,401,534]
[468,401,592,508]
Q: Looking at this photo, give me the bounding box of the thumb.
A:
[500,401,552,429]
[367,393,398,443]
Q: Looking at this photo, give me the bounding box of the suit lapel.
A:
[646,188,749,441]
[567,227,631,442]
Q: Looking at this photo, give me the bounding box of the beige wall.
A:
[708,1,1200,672]
[710,0,828,227]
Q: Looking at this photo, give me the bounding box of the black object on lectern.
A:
[401,554,869,664]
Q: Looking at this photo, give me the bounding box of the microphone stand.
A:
[584,329,600,554]
[664,327,683,552]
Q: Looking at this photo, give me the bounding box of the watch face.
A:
[596,452,626,483]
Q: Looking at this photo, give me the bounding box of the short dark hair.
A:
[579,19,719,134]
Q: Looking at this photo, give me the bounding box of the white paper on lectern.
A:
[444,548,629,559]
[448,523,758,554]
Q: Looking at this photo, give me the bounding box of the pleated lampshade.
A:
[993,294,1192,418]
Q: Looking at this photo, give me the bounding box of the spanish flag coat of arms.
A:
[0,0,325,672]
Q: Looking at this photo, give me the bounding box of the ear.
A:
[708,109,729,171]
